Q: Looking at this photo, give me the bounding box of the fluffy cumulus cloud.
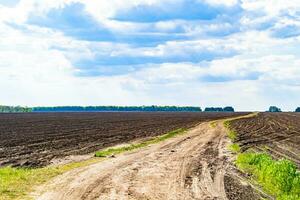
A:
[0,0,300,111]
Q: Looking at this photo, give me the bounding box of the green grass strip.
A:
[236,152,300,200]
[0,157,104,200]
[223,120,237,141]
[95,128,186,157]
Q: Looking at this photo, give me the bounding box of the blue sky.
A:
[0,0,300,111]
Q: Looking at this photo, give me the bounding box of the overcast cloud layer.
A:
[0,0,300,111]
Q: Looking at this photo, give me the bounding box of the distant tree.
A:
[204,107,235,112]
[268,106,282,112]
[0,105,32,113]
[204,107,223,112]
[223,106,235,112]
[295,107,300,112]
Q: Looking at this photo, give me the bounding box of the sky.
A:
[0,0,300,111]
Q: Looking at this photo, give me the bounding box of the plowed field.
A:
[0,112,246,167]
[229,112,300,167]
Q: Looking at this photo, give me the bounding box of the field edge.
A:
[224,114,300,200]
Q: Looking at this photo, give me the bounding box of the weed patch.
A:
[228,130,237,141]
[236,153,300,200]
[223,120,237,141]
[229,143,241,153]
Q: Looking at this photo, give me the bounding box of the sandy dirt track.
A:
[33,121,257,200]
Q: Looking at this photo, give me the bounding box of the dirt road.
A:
[33,121,259,200]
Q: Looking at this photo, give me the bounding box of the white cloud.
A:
[0,0,300,111]
[0,0,165,23]
[0,0,76,23]
[117,52,300,111]
[0,0,241,25]
[108,37,239,59]
[241,0,300,16]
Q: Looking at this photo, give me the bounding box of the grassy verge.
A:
[224,120,238,141]
[228,129,237,141]
[236,153,300,200]
[0,157,103,200]
[95,128,186,157]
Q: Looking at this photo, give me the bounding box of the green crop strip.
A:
[95,128,186,157]
[236,153,300,200]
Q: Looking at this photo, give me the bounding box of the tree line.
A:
[0,105,32,113]
[32,106,202,112]
[204,106,234,112]
[268,106,300,112]
[0,105,238,113]
[2,105,300,113]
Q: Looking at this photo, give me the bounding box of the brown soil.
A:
[229,112,300,167]
[224,173,261,200]
[0,112,247,167]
